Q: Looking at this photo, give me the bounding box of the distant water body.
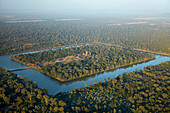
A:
[5,20,45,23]
[55,18,82,21]
[4,18,83,23]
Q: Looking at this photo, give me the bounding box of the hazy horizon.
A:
[0,0,170,16]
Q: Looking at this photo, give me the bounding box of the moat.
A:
[0,45,169,95]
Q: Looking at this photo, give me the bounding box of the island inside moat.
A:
[11,44,155,82]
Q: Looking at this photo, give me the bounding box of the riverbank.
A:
[1,42,169,57]
[10,56,41,70]
[49,56,156,83]
[0,43,89,56]
[2,47,169,94]
[94,42,170,57]
[10,55,156,82]
[134,49,170,57]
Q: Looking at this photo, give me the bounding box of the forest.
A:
[0,19,170,55]
[0,62,169,112]
[11,45,155,81]
[0,17,169,112]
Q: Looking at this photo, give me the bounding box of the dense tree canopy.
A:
[12,45,155,81]
[0,19,170,55]
[0,62,169,112]
[0,17,169,112]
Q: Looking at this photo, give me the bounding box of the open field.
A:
[126,22,148,25]
[55,18,82,21]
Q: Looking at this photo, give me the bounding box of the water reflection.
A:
[0,45,169,95]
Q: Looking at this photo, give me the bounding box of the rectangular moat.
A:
[0,44,169,95]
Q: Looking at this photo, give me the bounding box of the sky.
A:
[0,0,169,16]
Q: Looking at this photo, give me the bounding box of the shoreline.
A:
[1,42,169,57]
[0,43,88,56]
[10,55,156,82]
[93,42,170,57]
[133,49,170,57]
[54,56,156,83]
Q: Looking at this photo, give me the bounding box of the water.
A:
[5,20,45,23]
[0,47,169,95]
